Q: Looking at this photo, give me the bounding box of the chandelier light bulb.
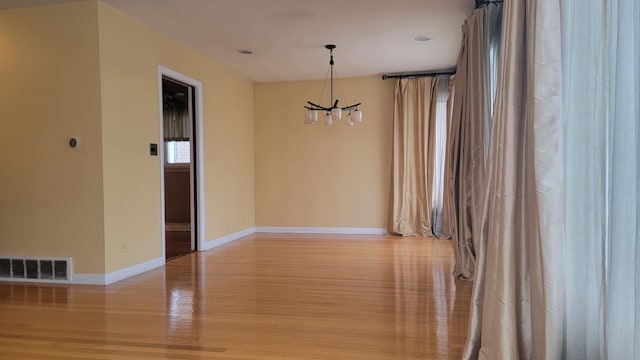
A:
[304,109,319,125]
[304,109,314,125]
[331,107,342,121]
[352,109,363,123]
[325,113,333,126]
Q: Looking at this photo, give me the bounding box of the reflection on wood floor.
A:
[165,230,193,261]
[0,233,472,359]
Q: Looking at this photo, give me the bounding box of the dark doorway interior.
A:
[162,77,196,261]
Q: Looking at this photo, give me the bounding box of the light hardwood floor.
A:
[0,234,472,359]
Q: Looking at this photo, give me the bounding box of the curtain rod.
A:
[381,69,456,80]
[475,0,503,8]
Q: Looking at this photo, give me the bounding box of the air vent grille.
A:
[0,257,71,283]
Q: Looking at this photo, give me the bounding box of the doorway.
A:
[158,66,205,262]
[162,76,196,260]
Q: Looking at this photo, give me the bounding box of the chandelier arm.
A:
[341,102,362,111]
[306,101,331,111]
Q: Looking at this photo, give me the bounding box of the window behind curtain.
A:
[430,77,451,237]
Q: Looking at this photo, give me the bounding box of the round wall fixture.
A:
[69,138,79,148]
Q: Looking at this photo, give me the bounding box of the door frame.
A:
[157,65,205,259]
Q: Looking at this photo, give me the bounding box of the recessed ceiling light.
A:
[414,36,432,42]
[238,49,255,55]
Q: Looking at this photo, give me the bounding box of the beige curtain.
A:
[462,0,564,359]
[446,9,488,280]
[389,77,439,237]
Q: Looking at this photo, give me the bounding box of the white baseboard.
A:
[73,256,165,285]
[202,227,256,251]
[72,273,106,285]
[255,226,388,235]
[42,227,386,286]
[104,257,164,285]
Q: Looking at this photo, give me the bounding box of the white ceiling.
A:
[0,0,472,82]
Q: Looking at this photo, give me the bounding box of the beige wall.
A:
[0,2,255,276]
[0,3,105,273]
[1,1,391,278]
[97,4,255,272]
[254,77,394,228]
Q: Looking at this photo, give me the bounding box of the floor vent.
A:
[0,257,71,283]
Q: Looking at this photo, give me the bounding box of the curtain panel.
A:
[462,0,564,359]
[389,77,439,237]
[447,8,488,280]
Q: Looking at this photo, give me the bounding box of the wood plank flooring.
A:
[165,230,194,261]
[0,234,472,359]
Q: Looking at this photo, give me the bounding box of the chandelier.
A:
[304,44,363,126]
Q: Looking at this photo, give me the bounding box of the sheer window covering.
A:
[440,76,457,241]
[431,78,452,238]
[563,0,640,358]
